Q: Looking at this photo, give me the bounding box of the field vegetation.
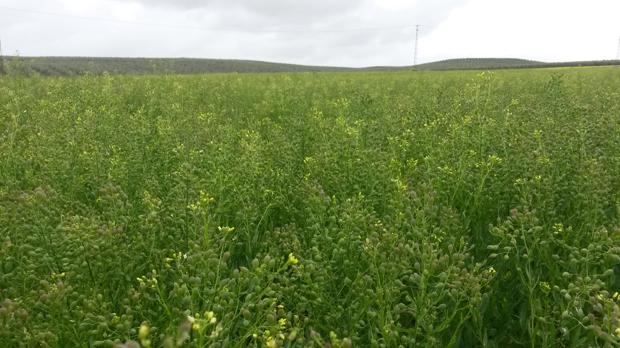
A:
[1,68,620,347]
[2,56,354,76]
[3,56,620,76]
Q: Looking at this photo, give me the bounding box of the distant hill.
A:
[414,58,542,70]
[1,56,619,76]
[414,58,620,71]
[2,56,355,76]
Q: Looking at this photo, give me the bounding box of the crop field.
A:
[1,68,620,347]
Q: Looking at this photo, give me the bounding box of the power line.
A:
[0,5,417,34]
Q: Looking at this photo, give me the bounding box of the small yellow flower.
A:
[488,154,502,165]
[266,337,277,348]
[540,281,551,294]
[218,226,235,234]
[287,253,299,265]
[204,311,217,324]
[192,322,201,331]
[199,191,215,204]
[279,318,287,328]
[138,323,150,340]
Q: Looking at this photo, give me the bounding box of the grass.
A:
[1,68,620,347]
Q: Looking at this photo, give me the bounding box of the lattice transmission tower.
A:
[414,25,420,66]
[0,39,5,76]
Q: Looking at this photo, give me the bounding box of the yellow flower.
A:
[539,281,551,294]
[198,191,215,206]
[138,323,150,340]
[205,311,217,324]
[266,337,277,348]
[218,226,235,234]
[488,154,502,165]
[192,322,201,331]
[287,253,299,265]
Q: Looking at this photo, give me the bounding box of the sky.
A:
[0,0,619,67]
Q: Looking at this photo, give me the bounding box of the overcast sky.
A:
[0,0,619,67]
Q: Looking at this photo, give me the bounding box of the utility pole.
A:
[414,24,420,66]
[616,36,620,60]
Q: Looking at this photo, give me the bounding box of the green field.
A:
[2,68,620,347]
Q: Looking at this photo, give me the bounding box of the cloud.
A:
[0,0,469,66]
[3,0,617,67]
[131,0,368,23]
[118,0,473,67]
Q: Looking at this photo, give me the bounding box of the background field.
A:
[1,68,620,347]
[3,56,620,76]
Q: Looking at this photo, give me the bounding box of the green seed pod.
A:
[241,308,251,319]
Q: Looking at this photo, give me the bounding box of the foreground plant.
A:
[1,67,619,347]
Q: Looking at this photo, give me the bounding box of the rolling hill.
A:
[414,58,620,71]
[1,56,355,76]
[414,58,542,70]
[2,56,619,76]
